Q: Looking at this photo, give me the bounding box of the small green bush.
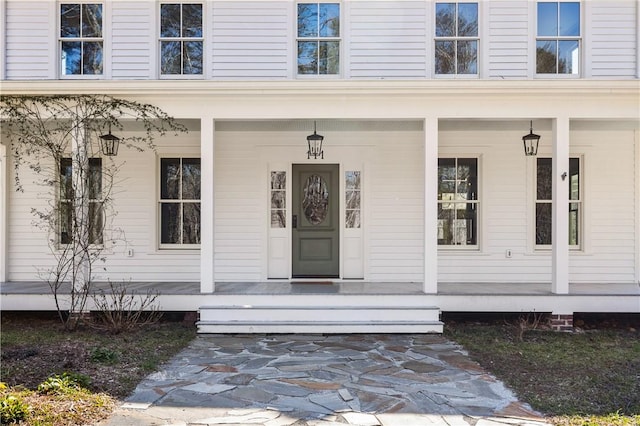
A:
[37,372,91,395]
[90,347,120,364]
[0,394,30,424]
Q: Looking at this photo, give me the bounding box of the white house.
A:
[1,0,639,333]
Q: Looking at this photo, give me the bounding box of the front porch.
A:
[2,281,638,333]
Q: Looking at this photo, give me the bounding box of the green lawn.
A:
[445,318,640,426]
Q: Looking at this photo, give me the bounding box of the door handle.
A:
[292,215,298,229]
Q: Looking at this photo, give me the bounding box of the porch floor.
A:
[1,280,638,296]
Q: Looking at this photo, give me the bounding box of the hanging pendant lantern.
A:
[306,121,324,160]
[522,120,541,156]
[99,123,120,156]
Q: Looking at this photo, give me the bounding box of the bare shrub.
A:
[91,281,163,334]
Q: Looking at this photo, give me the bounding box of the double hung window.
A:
[536,2,580,75]
[438,158,478,246]
[160,3,203,75]
[435,2,478,75]
[297,3,340,75]
[60,3,103,76]
[159,158,201,247]
[535,157,581,247]
[59,158,103,245]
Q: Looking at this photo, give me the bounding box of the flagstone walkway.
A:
[101,334,551,426]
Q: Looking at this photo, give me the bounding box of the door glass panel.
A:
[303,174,329,225]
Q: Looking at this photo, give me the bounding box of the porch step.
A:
[197,305,443,334]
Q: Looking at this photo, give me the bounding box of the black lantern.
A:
[522,120,540,156]
[99,123,120,156]
[306,121,324,159]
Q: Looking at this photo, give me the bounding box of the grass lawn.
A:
[445,315,640,426]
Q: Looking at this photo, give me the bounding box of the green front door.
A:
[292,164,339,278]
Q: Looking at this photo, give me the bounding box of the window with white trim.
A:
[535,157,581,247]
[297,2,340,75]
[160,3,203,75]
[438,158,478,246]
[60,3,103,76]
[159,158,201,247]
[536,2,580,75]
[434,2,478,75]
[59,157,103,245]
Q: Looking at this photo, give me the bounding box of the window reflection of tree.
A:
[303,175,329,225]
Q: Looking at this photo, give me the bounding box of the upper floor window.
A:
[60,3,103,76]
[438,158,478,246]
[159,158,201,247]
[160,3,203,75]
[536,2,580,75]
[297,3,340,75]
[60,158,103,245]
[435,2,478,75]
[535,157,581,247]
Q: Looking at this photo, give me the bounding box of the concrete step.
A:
[197,304,442,334]
[197,320,444,334]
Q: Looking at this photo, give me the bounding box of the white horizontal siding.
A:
[5,1,53,80]
[487,1,529,79]
[214,133,263,281]
[111,1,154,79]
[368,133,424,281]
[349,1,427,79]
[588,1,638,78]
[6,129,202,283]
[211,2,289,79]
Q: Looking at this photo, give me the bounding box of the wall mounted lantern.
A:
[522,120,541,156]
[306,121,324,159]
[99,123,120,156]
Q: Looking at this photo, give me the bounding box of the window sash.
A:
[159,157,201,247]
[297,2,341,75]
[437,157,479,246]
[535,157,581,247]
[536,1,581,75]
[59,157,103,245]
[159,3,204,75]
[434,2,479,75]
[59,3,103,76]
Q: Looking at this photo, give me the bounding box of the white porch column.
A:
[552,117,570,294]
[0,144,6,282]
[71,120,89,295]
[200,117,215,293]
[423,117,438,294]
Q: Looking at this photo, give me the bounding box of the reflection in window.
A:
[160,3,203,75]
[297,3,340,75]
[59,158,103,245]
[536,2,580,75]
[303,174,329,225]
[60,3,103,75]
[270,171,286,228]
[345,171,361,228]
[435,2,478,75]
[535,157,581,246]
[438,158,478,246]
[160,158,201,246]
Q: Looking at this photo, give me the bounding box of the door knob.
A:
[292,215,298,228]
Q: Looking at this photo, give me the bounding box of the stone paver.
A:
[99,334,552,426]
